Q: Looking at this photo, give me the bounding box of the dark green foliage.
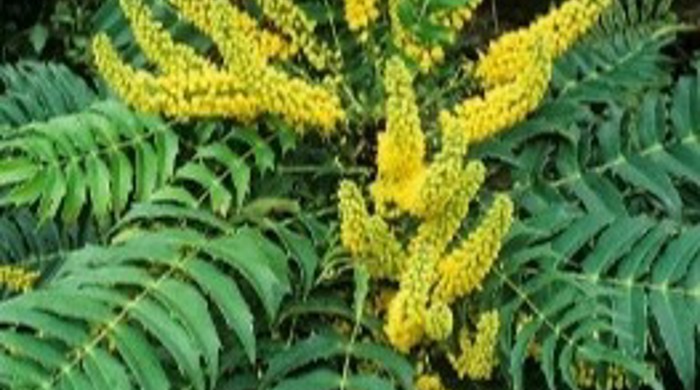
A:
[0,54,412,389]
[2,0,700,389]
[0,224,291,388]
[0,100,178,223]
[0,61,98,126]
[475,3,700,389]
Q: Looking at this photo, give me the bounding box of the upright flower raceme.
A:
[476,0,614,88]
[440,0,612,145]
[93,0,344,134]
[448,310,501,380]
[371,57,427,215]
[339,58,514,365]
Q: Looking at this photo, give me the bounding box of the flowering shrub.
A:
[0,0,697,389]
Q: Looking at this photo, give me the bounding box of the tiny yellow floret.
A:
[344,0,380,32]
[0,266,40,292]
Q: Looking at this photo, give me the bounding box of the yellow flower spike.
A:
[118,0,214,74]
[92,36,166,113]
[449,310,501,380]
[476,0,612,87]
[385,289,427,353]
[344,0,380,32]
[410,139,468,218]
[384,249,438,352]
[0,266,40,292]
[435,194,514,304]
[95,0,345,132]
[93,36,262,119]
[168,0,289,62]
[258,0,337,70]
[372,57,427,213]
[409,159,486,254]
[338,181,406,279]
[440,0,611,144]
[440,38,552,144]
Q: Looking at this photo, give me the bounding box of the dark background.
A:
[1,0,698,64]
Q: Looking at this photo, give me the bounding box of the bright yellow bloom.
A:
[385,239,444,351]
[435,195,514,304]
[440,39,552,144]
[118,0,214,73]
[344,0,380,32]
[168,0,290,61]
[409,141,477,219]
[476,0,613,87]
[440,0,611,144]
[338,181,405,279]
[92,36,261,120]
[372,57,427,213]
[0,266,39,292]
[257,0,337,70]
[449,310,500,380]
[384,160,496,351]
[343,56,513,353]
[416,374,448,390]
[94,0,345,133]
[408,160,485,258]
[384,276,430,352]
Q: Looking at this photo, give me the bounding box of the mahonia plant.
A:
[338,0,613,384]
[92,0,613,386]
[338,57,513,381]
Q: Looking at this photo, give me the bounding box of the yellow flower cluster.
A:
[339,57,513,353]
[344,0,380,33]
[448,310,500,380]
[0,266,39,292]
[388,0,483,72]
[338,181,405,279]
[415,374,449,390]
[93,0,345,133]
[476,0,613,87]
[434,195,514,303]
[340,0,604,365]
[372,57,426,214]
[168,0,290,62]
[440,0,611,145]
[119,0,214,74]
[257,0,338,70]
[439,38,552,145]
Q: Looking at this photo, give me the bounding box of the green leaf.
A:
[112,324,170,390]
[28,25,49,54]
